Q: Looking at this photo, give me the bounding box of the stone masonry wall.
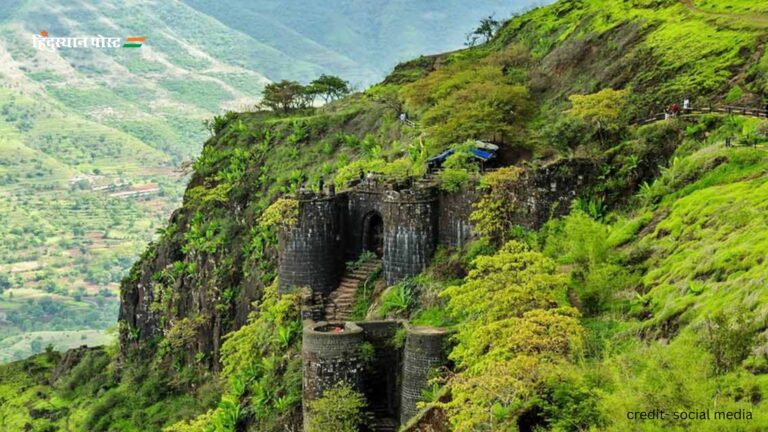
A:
[345,188,384,259]
[400,326,450,425]
[382,188,439,285]
[513,158,599,229]
[357,320,403,417]
[437,187,479,248]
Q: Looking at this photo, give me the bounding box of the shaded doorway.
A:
[362,212,384,258]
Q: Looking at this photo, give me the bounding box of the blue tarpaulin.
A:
[470,148,494,161]
[427,145,496,168]
[427,149,454,164]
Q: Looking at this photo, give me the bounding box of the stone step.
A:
[327,301,353,307]
[368,413,399,432]
[330,290,356,297]
[324,260,382,321]
[328,301,352,307]
[327,297,353,303]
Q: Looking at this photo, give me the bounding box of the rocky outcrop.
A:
[50,345,100,385]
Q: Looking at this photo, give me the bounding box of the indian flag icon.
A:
[122,37,145,48]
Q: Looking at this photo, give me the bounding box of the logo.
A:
[123,37,145,48]
[32,31,147,51]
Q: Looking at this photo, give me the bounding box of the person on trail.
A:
[764,102,768,117]
[664,109,671,121]
[359,168,365,182]
[399,112,407,123]
[670,103,680,117]
[683,98,691,112]
[366,171,374,184]
[318,176,324,193]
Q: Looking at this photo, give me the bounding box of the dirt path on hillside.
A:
[680,0,768,28]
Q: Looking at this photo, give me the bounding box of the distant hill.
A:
[182,0,542,85]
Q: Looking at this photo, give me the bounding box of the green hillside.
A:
[0,0,510,362]
[1,0,768,431]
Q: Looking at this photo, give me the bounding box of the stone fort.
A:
[276,159,596,429]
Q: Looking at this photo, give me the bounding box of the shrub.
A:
[701,309,757,374]
[203,112,237,136]
[469,166,524,244]
[167,283,303,430]
[566,88,630,146]
[438,168,471,193]
[539,115,589,150]
[379,281,417,318]
[307,384,368,432]
[403,64,533,146]
[259,198,299,230]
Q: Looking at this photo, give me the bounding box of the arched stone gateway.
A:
[277,184,446,294]
[362,211,384,258]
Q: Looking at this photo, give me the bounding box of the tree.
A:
[260,80,306,114]
[469,167,525,244]
[309,74,351,103]
[466,15,501,46]
[566,88,630,146]
[0,273,10,295]
[441,241,583,431]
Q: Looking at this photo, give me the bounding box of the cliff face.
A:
[118,206,245,370]
[116,101,405,368]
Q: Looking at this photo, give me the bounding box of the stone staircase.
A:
[324,259,381,322]
[368,409,399,432]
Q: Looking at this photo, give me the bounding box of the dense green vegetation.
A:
[2,0,768,430]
